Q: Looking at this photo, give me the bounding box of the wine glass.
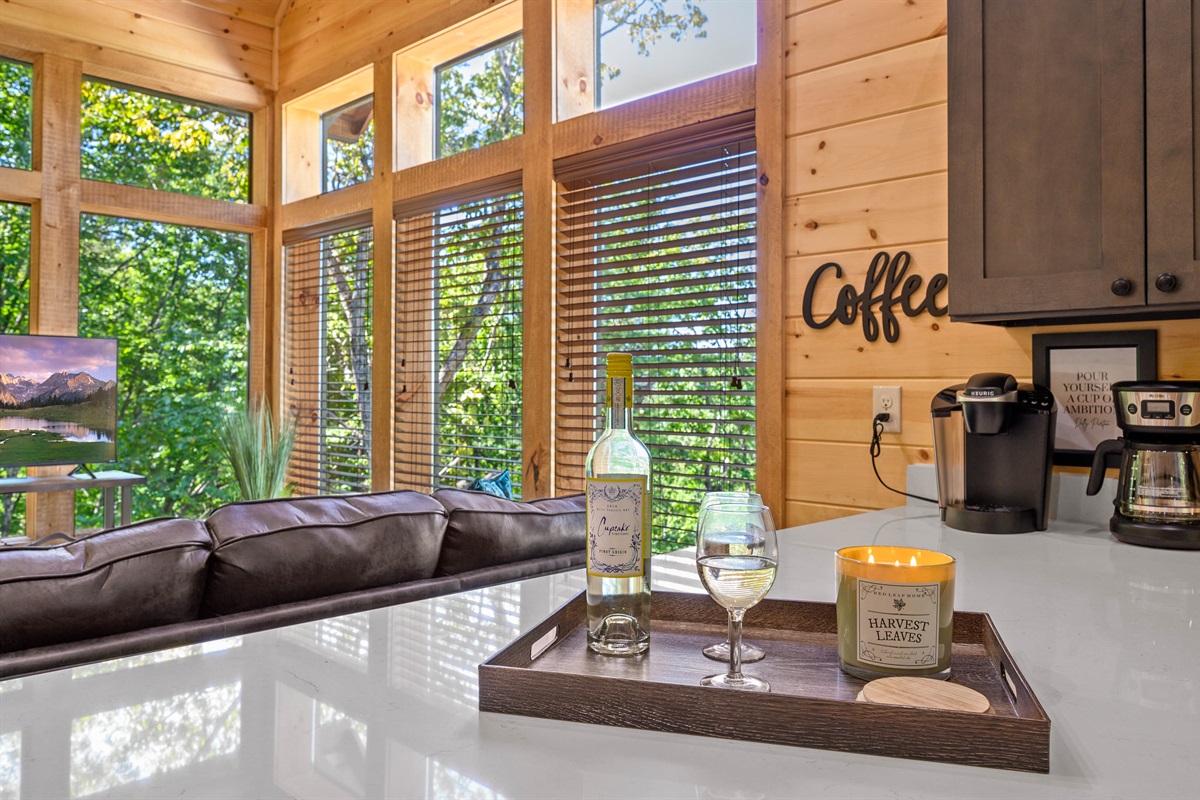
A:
[697,492,766,664]
[696,502,778,692]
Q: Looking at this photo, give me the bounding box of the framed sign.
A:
[1032,331,1157,466]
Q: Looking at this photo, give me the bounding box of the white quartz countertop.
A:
[1,505,1197,798]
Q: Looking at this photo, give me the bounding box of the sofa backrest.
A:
[0,518,212,653]
[202,491,447,616]
[432,489,585,576]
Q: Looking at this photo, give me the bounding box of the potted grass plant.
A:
[217,401,297,501]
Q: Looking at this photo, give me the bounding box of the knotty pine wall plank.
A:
[786,36,947,136]
[786,0,946,78]
[787,104,947,196]
[786,172,948,256]
[786,439,935,509]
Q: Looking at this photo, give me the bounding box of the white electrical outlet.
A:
[873,386,902,433]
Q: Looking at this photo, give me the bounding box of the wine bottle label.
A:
[856,580,940,669]
[586,476,646,578]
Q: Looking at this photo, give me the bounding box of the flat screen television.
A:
[0,334,119,468]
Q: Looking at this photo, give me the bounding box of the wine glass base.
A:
[702,640,765,663]
[701,673,770,692]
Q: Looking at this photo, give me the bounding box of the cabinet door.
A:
[1146,0,1200,305]
[949,0,1145,321]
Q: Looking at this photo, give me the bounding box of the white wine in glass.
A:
[697,491,765,663]
[696,502,778,692]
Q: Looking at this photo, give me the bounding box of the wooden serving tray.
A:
[479,591,1050,773]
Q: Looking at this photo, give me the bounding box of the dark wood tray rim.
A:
[479,591,1051,773]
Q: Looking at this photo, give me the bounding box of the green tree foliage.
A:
[0,59,32,169]
[596,0,709,83]
[427,38,526,493]
[437,37,524,157]
[0,60,33,536]
[0,202,31,536]
[429,194,524,495]
[81,80,249,201]
[77,215,248,525]
[312,227,373,495]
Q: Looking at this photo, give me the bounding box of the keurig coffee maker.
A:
[931,373,1057,534]
[1085,381,1200,549]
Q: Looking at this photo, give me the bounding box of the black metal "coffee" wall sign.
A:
[801,250,948,344]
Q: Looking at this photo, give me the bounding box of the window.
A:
[556,131,757,552]
[0,58,33,169]
[78,215,249,526]
[436,35,524,158]
[322,94,374,193]
[283,226,373,495]
[81,79,250,202]
[283,67,373,201]
[0,203,30,335]
[0,201,31,538]
[394,190,524,496]
[595,0,757,109]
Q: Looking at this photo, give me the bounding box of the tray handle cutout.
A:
[1000,661,1019,700]
[531,626,558,661]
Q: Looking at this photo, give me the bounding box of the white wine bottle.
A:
[585,352,652,656]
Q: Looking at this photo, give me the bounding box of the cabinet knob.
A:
[1155,273,1179,293]
[1110,277,1134,296]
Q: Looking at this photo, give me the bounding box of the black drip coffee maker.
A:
[931,373,1057,534]
[1086,381,1200,549]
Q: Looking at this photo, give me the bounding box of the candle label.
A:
[856,580,940,668]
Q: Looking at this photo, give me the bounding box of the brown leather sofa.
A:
[0,488,584,679]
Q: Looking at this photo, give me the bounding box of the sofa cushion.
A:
[202,491,447,616]
[432,489,585,576]
[0,518,212,653]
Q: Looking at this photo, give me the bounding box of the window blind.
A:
[283,226,373,495]
[394,190,524,496]
[556,135,757,552]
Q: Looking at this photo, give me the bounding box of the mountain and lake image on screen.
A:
[0,334,118,467]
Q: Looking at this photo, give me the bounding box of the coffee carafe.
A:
[1085,381,1200,549]
[931,373,1056,534]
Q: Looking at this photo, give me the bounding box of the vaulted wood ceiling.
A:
[187,0,289,29]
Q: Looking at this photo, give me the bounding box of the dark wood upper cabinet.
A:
[949,0,1200,323]
[1146,0,1200,305]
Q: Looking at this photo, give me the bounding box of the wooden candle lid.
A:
[860,677,991,713]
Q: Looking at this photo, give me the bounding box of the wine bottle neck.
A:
[607,375,632,431]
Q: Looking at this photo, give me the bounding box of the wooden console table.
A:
[0,471,146,531]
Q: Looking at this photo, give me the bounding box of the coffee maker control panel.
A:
[1112,381,1200,433]
[1017,386,1056,413]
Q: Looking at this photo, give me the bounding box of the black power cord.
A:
[870,413,938,505]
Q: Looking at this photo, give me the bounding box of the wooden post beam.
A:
[755,0,786,516]
[521,0,554,499]
[27,53,83,537]
[371,57,397,492]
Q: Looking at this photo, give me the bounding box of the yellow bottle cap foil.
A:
[606,352,632,378]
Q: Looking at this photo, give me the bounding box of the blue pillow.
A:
[467,469,513,500]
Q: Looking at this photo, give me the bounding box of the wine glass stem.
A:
[727,609,746,682]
